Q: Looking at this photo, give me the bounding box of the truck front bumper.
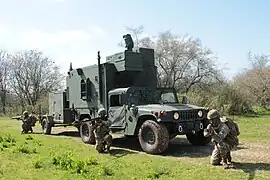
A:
[175,120,204,135]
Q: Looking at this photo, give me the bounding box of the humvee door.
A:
[108,93,126,128]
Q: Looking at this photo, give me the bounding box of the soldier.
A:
[203,109,240,169]
[123,34,134,51]
[92,108,113,153]
[21,111,38,134]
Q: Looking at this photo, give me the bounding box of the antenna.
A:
[69,62,73,71]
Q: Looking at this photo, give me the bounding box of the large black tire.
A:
[42,118,52,135]
[186,119,211,145]
[138,120,169,154]
[80,121,96,144]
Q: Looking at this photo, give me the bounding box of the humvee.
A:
[40,34,210,154]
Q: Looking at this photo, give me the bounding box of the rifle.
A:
[11,116,23,121]
[81,116,109,123]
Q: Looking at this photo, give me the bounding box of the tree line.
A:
[0,26,269,116]
[0,49,64,115]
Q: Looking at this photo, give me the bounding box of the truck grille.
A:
[179,110,198,120]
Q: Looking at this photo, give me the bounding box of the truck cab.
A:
[105,86,210,154]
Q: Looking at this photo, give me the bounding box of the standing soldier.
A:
[92,108,113,153]
[204,109,240,169]
[21,111,38,134]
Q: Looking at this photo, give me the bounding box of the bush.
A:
[184,83,254,115]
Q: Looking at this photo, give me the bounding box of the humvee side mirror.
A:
[182,96,188,104]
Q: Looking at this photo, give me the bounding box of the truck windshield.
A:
[128,89,158,105]
[127,89,178,105]
[160,92,178,103]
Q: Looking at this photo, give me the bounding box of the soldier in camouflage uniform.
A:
[21,111,38,134]
[204,109,240,169]
[92,108,113,153]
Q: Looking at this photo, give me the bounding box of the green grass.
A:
[232,113,270,143]
[0,114,270,180]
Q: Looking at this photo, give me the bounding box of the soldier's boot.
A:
[227,152,232,164]
[96,143,105,153]
[30,127,33,133]
[226,152,236,169]
[221,156,230,169]
[105,144,111,153]
[105,135,112,153]
[21,126,26,134]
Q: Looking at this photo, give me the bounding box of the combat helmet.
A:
[97,108,106,118]
[207,109,220,120]
[23,111,29,117]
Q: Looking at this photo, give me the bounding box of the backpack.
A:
[220,116,240,146]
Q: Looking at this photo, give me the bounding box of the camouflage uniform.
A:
[21,111,37,134]
[92,108,112,153]
[204,109,240,168]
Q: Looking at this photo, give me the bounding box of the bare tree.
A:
[0,50,9,114]
[119,26,222,93]
[9,49,65,109]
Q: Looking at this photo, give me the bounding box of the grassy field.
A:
[0,113,270,180]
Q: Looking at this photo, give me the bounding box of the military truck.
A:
[40,34,211,154]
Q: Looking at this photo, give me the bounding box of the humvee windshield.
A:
[127,88,178,105]
[128,89,157,105]
[160,92,178,103]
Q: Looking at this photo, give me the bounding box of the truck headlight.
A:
[173,112,179,120]
[198,110,203,117]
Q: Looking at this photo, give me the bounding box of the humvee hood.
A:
[137,103,203,112]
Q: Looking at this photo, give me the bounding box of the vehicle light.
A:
[198,110,203,117]
[173,112,179,120]
[160,111,167,116]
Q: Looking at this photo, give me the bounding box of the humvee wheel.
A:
[42,118,52,135]
[80,121,95,144]
[138,120,169,154]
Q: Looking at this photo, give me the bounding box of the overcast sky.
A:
[0,0,269,79]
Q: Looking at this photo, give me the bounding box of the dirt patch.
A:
[232,141,270,163]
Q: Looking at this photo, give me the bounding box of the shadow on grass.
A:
[109,148,137,158]
[233,162,270,180]
[51,131,80,137]
[111,136,246,158]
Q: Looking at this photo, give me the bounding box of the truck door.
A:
[108,94,126,128]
